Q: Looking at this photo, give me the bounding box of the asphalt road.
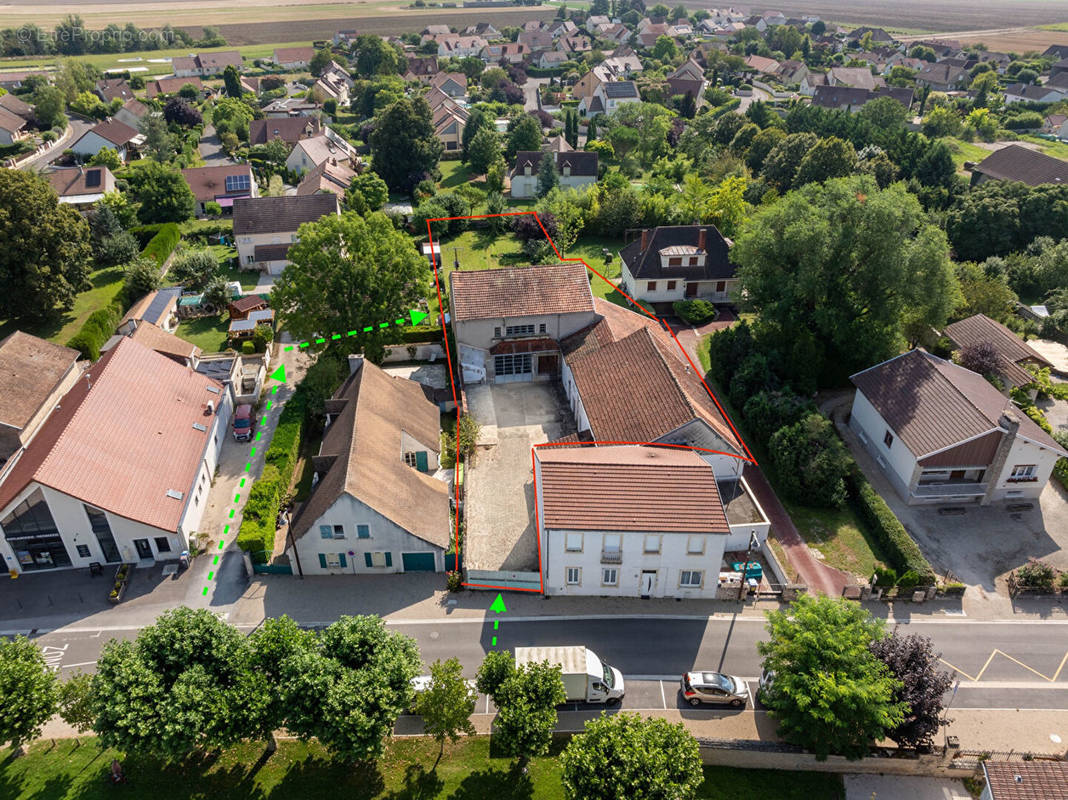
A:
[32,616,1068,711]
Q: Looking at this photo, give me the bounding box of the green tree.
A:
[758,595,905,760]
[795,136,857,186]
[310,47,334,77]
[745,126,786,173]
[857,95,909,132]
[90,608,267,757]
[370,97,443,193]
[0,171,91,321]
[31,84,67,129]
[921,105,961,138]
[169,247,219,289]
[88,146,122,170]
[706,175,750,238]
[123,255,162,300]
[0,635,58,753]
[139,113,177,162]
[760,131,818,191]
[57,672,96,735]
[414,657,477,766]
[475,650,515,697]
[222,64,242,97]
[537,151,558,197]
[507,114,543,158]
[211,97,255,141]
[768,413,852,508]
[954,260,1017,323]
[467,127,503,175]
[282,615,420,762]
[460,107,491,162]
[272,211,430,361]
[125,161,195,223]
[485,657,566,768]
[733,175,960,385]
[353,33,400,77]
[345,170,390,214]
[609,102,673,167]
[248,615,316,751]
[561,714,703,800]
[652,35,678,61]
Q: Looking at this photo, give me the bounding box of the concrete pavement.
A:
[844,775,971,800]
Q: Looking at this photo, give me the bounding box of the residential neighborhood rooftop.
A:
[971,144,1068,186]
[944,313,1052,387]
[449,263,595,322]
[0,332,80,432]
[232,193,339,236]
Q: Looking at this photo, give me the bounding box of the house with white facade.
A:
[619,225,738,306]
[272,47,316,70]
[579,80,640,115]
[535,445,768,598]
[45,166,116,208]
[510,149,598,198]
[171,51,243,78]
[181,164,257,216]
[233,194,340,274]
[0,337,231,574]
[70,119,143,162]
[284,133,359,176]
[849,349,1067,505]
[286,355,450,575]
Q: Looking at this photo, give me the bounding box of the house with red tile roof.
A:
[0,336,231,573]
[849,349,1066,505]
[534,444,768,597]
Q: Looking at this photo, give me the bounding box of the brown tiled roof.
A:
[449,263,595,322]
[295,159,356,196]
[944,314,1052,388]
[120,98,149,118]
[0,92,33,119]
[196,51,243,72]
[145,76,203,98]
[248,116,322,145]
[560,296,669,360]
[972,144,1068,186]
[45,166,114,198]
[85,118,138,146]
[0,337,224,532]
[850,349,1066,459]
[233,193,339,235]
[181,164,255,204]
[274,46,315,63]
[537,445,728,533]
[982,761,1068,800]
[0,105,27,134]
[565,325,743,452]
[291,361,449,547]
[97,78,134,102]
[0,332,79,431]
[129,321,201,363]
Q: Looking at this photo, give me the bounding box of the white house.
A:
[849,349,1067,505]
[286,355,450,575]
[619,225,738,306]
[233,194,340,274]
[284,132,359,176]
[272,46,316,70]
[70,119,143,162]
[449,263,599,384]
[579,80,640,115]
[0,337,231,574]
[535,445,769,598]
[510,149,598,199]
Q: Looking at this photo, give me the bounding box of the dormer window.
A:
[524,165,532,175]
[562,164,571,176]
[688,256,698,266]
[668,257,682,266]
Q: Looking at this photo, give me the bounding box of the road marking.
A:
[60,660,98,670]
[659,680,667,709]
[939,649,1068,683]
[39,643,68,672]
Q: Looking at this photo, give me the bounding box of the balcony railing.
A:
[601,550,622,564]
[912,482,988,498]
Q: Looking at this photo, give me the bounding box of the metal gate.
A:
[402,552,437,571]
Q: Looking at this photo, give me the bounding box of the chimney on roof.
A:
[981,409,1021,506]
[640,228,649,252]
[698,228,707,252]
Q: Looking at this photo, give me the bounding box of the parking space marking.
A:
[939,649,1068,683]
[660,680,667,709]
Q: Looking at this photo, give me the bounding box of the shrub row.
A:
[395,325,444,345]
[846,469,936,586]
[66,298,124,360]
[141,222,181,266]
[236,393,307,563]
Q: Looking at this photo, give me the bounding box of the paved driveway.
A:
[463,381,572,572]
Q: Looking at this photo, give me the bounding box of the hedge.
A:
[236,393,307,563]
[141,222,181,266]
[66,298,125,360]
[846,469,936,585]
[395,325,444,344]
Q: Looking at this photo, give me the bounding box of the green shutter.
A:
[338,552,347,568]
[416,451,429,472]
[384,552,392,567]
[364,552,373,568]
[318,553,327,569]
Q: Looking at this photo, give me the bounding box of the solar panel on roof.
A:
[85,169,102,188]
[224,173,251,193]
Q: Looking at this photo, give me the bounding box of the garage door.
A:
[494,353,532,383]
[402,552,437,572]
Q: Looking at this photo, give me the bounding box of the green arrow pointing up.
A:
[409,309,429,326]
[269,364,287,383]
[490,593,507,614]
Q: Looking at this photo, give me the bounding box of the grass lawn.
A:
[695,335,885,580]
[175,315,231,354]
[438,160,476,191]
[0,736,844,800]
[1017,134,1068,160]
[940,137,991,174]
[0,265,126,346]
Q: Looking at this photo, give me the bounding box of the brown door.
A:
[537,354,559,375]
[685,282,698,297]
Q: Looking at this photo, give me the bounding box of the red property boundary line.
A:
[425,211,755,593]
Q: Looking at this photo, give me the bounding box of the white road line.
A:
[659,680,667,709]
[60,660,98,669]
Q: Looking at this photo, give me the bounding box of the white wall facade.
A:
[619,260,736,304]
[236,231,298,274]
[71,131,127,161]
[849,389,918,501]
[989,434,1064,502]
[286,492,445,575]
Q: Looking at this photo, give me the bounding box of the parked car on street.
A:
[680,670,750,707]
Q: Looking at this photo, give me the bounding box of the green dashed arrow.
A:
[283,307,432,352]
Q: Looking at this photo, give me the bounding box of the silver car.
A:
[680,671,750,708]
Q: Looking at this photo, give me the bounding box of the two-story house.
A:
[535,444,768,598]
[849,349,1067,505]
[181,164,257,216]
[509,149,598,198]
[579,80,640,115]
[286,355,450,575]
[449,263,598,384]
[233,194,340,274]
[619,225,738,307]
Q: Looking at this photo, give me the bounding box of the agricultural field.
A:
[899,26,1068,53]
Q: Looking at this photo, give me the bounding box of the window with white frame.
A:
[566,567,581,585]
[602,533,622,561]
[404,452,419,468]
[565,532,583,551]
[331,524,345,539]
[602,568,618,586]
[1009,464,1037,481]
[643,534,661,553]
[679,570,702,587]
[687,536,705,555]
[320,525,334,539]
[505,324,535,337]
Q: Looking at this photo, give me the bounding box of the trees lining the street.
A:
[0,635,58,753]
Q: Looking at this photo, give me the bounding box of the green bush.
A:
[235,464,282,563]
[672,299,718,325]
[141,222,181,266]
[872,565,898,587]
[395,325,443,344]
[847,469,936,585]
[1053,433,1068,491]
[896,569,921,590]
[264,393,306,479]
[241,339,256,354]
[1015,558,1055,591]
[65,298,124,360]
[768,413,851,508]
